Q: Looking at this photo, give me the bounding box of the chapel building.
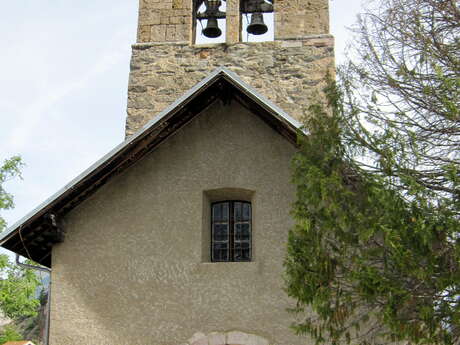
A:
[0,1,334,344]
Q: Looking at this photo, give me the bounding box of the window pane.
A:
[212,203,221,221]
[212,201,251,262]
[243,202,251,221]
[234,242,251,261]
[222,202,229,221]
[212,242,229,261]
[213,223,228,241]
[234,202,242,221]
[234,202,250,222]
[234,223,250,241]
[213,202,229,222]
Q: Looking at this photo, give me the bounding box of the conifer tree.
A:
[285,1,460,345]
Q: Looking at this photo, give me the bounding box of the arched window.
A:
[211,201,252,262]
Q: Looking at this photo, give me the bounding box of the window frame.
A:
[211,200,252,262]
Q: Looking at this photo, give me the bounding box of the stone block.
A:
[189,332,208,345]
[166,25,176,41]
[126,108,152,137]
[137,25,151,42]
[126,36,335,135]
[192,338,209,345]
[170,16,181,24]
[281,41,302,48]
[160,15,170,24]
[249,335,269,345]
[137,0,329,44]
[227,331,251,345]
[208,332,226,345]
[151,25,167,41]
[226,0,239,15]
[174,8,189,16]
[172,0,182,9]
[175,24,189,41]
[274,0,329,38]
[158,0,173,10]
[139,0,150,10]
[226,15,240,44]
[183,0,193,10]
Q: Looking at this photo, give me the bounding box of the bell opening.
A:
[247,13,268,35]
[242,12,274,42]
[194,0,227,44]
[202,18,223,38]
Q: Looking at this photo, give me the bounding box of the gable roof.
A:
[0,67,303,267]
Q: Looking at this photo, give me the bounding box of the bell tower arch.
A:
[127,0,334,136]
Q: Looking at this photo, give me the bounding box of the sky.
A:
[0,0,365,258]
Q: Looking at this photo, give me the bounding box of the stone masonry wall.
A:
[137,0,192,43]
[136,0,330,43]
[126,35,334,136]
[275,0,329,39]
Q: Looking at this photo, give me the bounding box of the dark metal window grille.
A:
[211,201,252,262]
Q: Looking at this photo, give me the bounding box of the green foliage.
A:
[285,1,459,343]
[0,255,41,320]
[285,0,460,345]
[0,156,41,320]
[0,156,23,232]
[0,324,22,344]
[286,88,460,345]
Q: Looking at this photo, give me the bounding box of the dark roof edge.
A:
[0,67,305,247]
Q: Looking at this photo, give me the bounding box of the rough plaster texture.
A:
[126,36,334,136]
[50,101,301,345]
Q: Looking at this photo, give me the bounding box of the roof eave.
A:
[0,67,305,266]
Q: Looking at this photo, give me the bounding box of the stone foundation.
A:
[126,35,334,136]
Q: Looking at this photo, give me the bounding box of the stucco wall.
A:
[50,100,301,345]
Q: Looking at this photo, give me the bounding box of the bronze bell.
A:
[247,13,268,35]
[202,17,222,38]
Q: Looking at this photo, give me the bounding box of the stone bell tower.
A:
[126,0,334,137]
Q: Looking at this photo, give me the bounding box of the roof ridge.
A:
[0,68,303,266]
